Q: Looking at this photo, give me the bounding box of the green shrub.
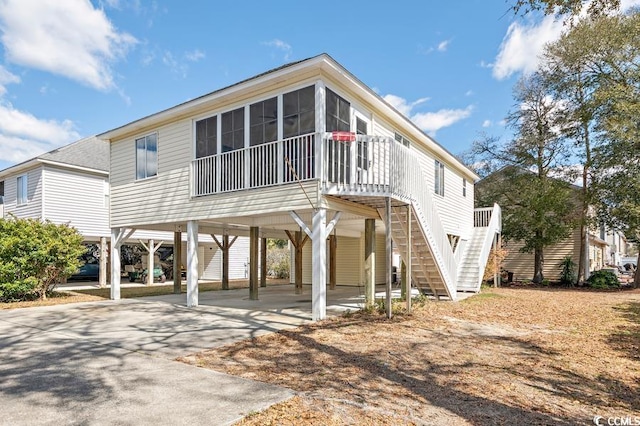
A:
[585,269,620,289]
[0,278,39,302]
[558,256,577,285]
[0,217,85,301]
[267,247,290,279]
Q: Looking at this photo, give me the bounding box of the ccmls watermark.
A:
[593,416,640,425]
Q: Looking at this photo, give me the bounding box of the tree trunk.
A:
[576,222,587,285]
[533,247,544,283]
[634,250,640,289]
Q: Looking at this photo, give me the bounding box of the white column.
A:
[364,218,376,308]
[385,198,392,319]
[110,228,121,300]
[312,208,327,321]
[315,80,326,187]
[147,239,154,286]
[406,205,412,313]
[99,236,107,288]
[187,220,199,307]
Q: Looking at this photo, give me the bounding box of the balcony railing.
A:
[191,132,461,293]
[192,133,316,196]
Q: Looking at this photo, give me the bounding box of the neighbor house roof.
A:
[0,136,108,179]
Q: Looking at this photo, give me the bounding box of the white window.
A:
[434,160,445,196]
[17,175,27,205]
[221,107,244,152]
[135,134,158,180]
[195,116,217,158]
[103,181,110,208]
[394,132,411,148]
[0,180,4,205]
[325,88,350,132]
[356,117,368,170]
[463,179,467,197]
[283,85,315,138]
[250,97,278,146]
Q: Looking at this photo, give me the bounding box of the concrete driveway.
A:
[0,284,366,425]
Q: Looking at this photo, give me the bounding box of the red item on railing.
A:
[331,131,356,142]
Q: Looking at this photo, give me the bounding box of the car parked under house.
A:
[100,54,501,320]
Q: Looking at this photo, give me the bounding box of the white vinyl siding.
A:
[42,166,110,239]
[201,237,250,280]
[3,167,43,219]
[300,233,386,286]
[502,228,582,281]
[108,72,477,248]
[110,118,319,228]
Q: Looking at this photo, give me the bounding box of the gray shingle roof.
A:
[39,136,109,172]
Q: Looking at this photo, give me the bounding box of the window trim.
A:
[135,133,158,181]
[17,174,28,205]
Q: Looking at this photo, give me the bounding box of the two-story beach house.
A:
[0,136,250,285]
[100,54,501,320]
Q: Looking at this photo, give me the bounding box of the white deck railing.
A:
[474,203,502,288]
[322,135,457,295]
[474,207,494,227]
[191,132,467,296]
[192,133,316,196]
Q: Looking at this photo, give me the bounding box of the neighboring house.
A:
[0,136,249,283]
[477,168,627,282]
[99,53,501,320]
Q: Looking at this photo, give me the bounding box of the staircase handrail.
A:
[389,142,458,297]
[475,203,502,288]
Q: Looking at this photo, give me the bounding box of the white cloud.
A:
[482,120,492,128]
[411,106,474,136]
[437,39,451,52]
[493,15,564,80]
[185,49,205,62]
[493,1,640,81]
[383,94,430,116]
[0,65,20,96]
[0,102,80,163]
[419,39,451,55]
[465,90,474,96]
[383,94,473,136]
[0,0,137,91]
[620,0,640,10]
[262,39,292,61]
[162,51,187,78]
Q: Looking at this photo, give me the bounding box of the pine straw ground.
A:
[179,287,640,425]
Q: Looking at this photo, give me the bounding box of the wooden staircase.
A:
[456,226,488,292]
[378,203,455,300]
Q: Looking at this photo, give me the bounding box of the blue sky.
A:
[0,0,638,171]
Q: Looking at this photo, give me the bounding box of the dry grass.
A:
[0,291,103,310]
[180,287,640,425]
